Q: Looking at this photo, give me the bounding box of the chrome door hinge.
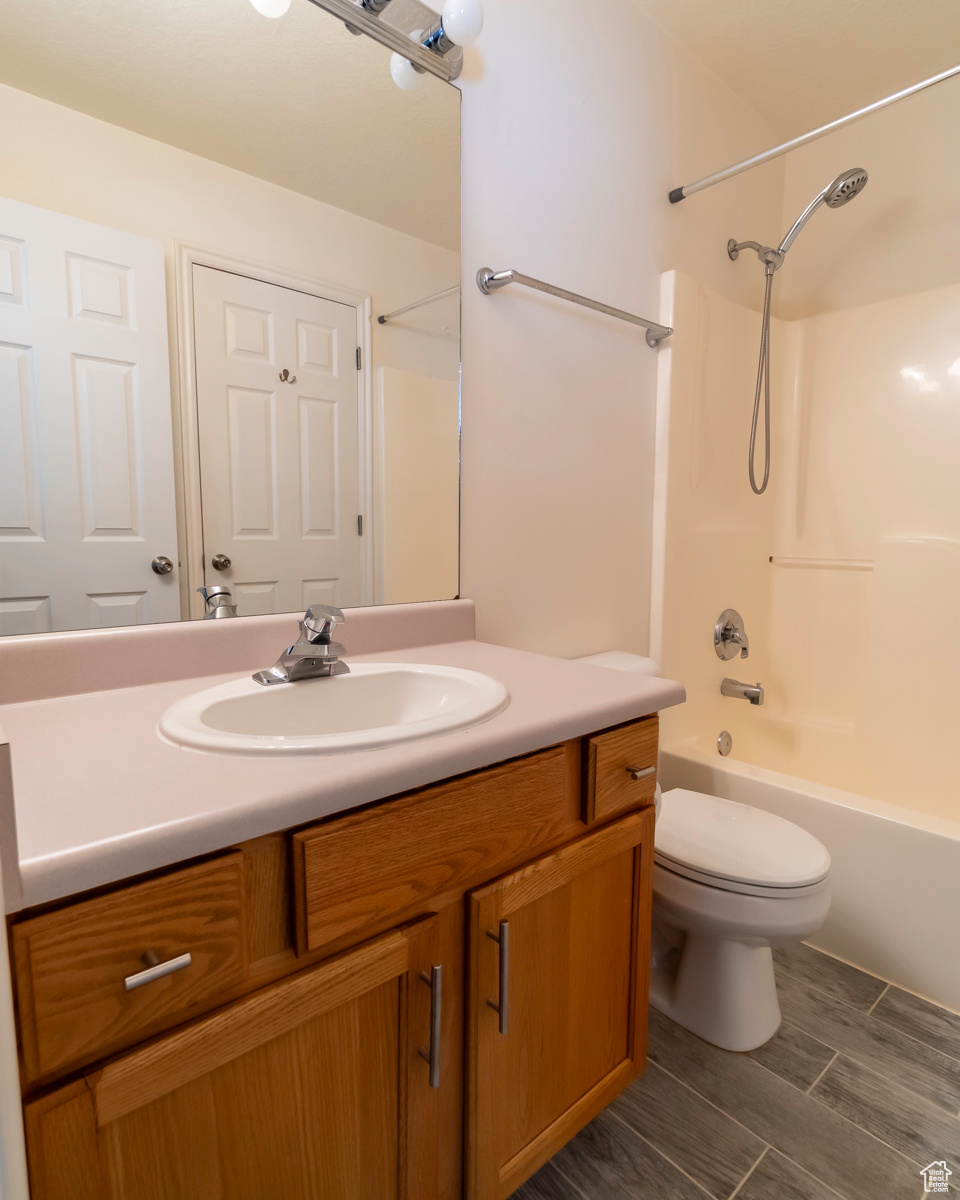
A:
[357,514,363,536]
[356,347,362,370]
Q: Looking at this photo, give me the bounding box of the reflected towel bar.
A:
[378,285,460,325]
[476,268,672,347]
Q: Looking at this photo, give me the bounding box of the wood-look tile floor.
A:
[512,945,960,1200]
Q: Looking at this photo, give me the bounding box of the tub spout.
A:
[721,678,764,706]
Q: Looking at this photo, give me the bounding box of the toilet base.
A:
[649,934,782,1052]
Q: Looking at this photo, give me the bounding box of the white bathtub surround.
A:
[652,271,960,825]
[661,742,960,1013]
[0,600,683,910]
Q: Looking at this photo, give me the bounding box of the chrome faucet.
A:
[714,609,749,660]
[721,678,764,706]
[253,605,349,686]
[198,585,238,619]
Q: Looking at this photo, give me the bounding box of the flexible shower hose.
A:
[748,265,774,495]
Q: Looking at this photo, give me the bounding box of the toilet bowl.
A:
[650,788,831,1052]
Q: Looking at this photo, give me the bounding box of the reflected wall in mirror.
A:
[0,0,461,636]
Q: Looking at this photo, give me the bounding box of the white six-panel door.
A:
[0,197,179,635]
[192,265,363,614]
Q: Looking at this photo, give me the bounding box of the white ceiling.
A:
[0,0,461,250]
[633,0,960,138]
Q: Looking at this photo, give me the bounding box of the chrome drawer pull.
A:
[124,951,192,991]
[626,764,656,782]
[418,965,443,1088]
[486,920,509,1035]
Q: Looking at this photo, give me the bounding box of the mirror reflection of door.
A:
[192,265,365,615]
[0,197,179,636]
[0,2,461,639]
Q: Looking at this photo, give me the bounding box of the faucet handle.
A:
[301,604,345,644]
[714,609,749,661]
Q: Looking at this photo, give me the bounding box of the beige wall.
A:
[378,367,460,604]
[0,83,460,386]
[777,73,960,319]
[457,0,784,658]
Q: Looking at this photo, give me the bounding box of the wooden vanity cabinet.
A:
[24,918,443,1200]
[12,854,247,1083]
[466,808,655,1200]
[14,716,659,1200]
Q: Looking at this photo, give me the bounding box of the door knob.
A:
[151,556,174,575]
[211,554,232,571]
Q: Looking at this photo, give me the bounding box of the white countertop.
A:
[0,637,683,911]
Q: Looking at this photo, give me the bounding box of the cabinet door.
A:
[466,809,655,1200]
[24,918,444,1200]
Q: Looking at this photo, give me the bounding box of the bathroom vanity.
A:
[0,601,682,1200]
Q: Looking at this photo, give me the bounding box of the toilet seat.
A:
[654,856,831,898]
[656,788,831,898]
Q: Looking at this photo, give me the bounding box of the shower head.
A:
[824,167,869,207]
[777,167,868,254]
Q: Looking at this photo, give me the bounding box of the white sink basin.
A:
[159,662,510,755]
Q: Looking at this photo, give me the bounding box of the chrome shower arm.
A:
[727,240,783,273]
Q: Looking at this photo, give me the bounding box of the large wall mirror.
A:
[0,0,460,636]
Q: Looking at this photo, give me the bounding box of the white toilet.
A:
[650,788,831,1052]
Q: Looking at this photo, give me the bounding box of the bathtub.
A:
[659,737,960,1013]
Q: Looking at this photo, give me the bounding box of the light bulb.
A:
[390,53,428,91]
[440,0,483,44]
[249,0,291,15]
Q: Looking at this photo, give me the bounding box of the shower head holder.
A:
[727,240,783,272]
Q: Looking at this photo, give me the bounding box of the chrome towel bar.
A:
[476,267,672,347]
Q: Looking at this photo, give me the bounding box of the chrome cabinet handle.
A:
[486,920,509,1035]
[417,965,442,1088]
[626,764,656,781]
[124,950,192,991]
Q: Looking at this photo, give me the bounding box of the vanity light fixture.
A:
[260,0,482,83]
[248,0,292,17]
[390,47,429,91]
[428,0,484,49]
[388,0,483,89]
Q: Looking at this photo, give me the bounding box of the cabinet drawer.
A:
[13,854,246,1083]
[293,746,579,956]
[583,716,659,824]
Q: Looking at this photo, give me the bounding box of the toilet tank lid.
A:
[573,651,662,676]
[656,789,831,889]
